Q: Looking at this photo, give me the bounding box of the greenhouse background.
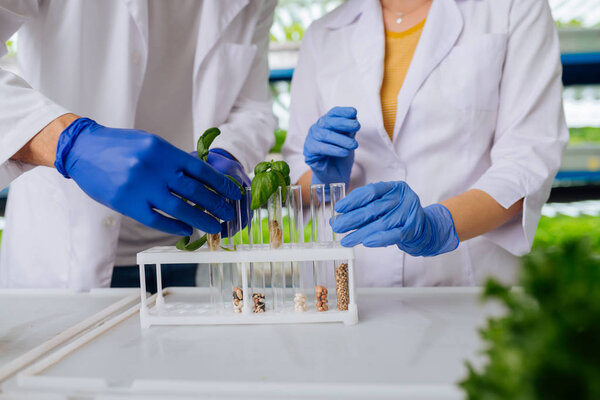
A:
[1,0,599,249]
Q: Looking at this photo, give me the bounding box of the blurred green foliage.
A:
[461,238,600,399]
[222,215,312,246]
[270,129,287,153]
[569,127,600,146]
[5,40,16,55]
[556,18,585,28]
[534,214,600,251]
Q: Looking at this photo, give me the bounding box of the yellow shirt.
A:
[380,19,426,141]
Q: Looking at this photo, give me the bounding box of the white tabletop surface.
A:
[0,289,138,382]
[2,287,502,399]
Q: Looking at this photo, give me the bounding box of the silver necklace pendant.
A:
[396,16,403,24]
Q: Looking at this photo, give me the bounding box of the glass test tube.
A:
[288,185,307,312]
[330,183,349,311]
[268,187,285,312]
[207,207,222,311]
[209,261,224,313]
[310,183,330,312]
[227,199,243,313]
[250,195,266,313]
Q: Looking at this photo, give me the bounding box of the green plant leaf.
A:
[226,174,245,195]
[176,236,190,250]
[176,234,207,251]
[197,127,221,161]
[251,172,277,209]
[271,161,290,177]
[254,161,271,175]
[272,169,288,200]
[250,160,290,210]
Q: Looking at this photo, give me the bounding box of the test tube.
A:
[207,214,221,252]
[226,199,243,313]
[209,262,224,313]
[251,262,266,313]
[249,193,267,313]
[330,183,349,311]
[207,208,222,311]
[225,198,243,250]
[231,263,244,314]
[268,187,285,312]
[267,186,283,249]
[310,183,330,312]
[288,185,307,312]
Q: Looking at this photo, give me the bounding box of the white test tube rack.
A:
[136,243,358,328]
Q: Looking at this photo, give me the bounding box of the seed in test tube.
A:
[294,293,307,312]
[252,292,266,313]
[232,287,243,313]
[315,285,328,312]
[207,233,220,251]
[335,263,349,311]
[269,220,283,249]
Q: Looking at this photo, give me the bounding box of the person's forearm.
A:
[297,169,313,205]
[10,113,80,167]
[441,189,523,241]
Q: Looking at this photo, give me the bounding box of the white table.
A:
[0,289,138,384]
[1,287,501,399]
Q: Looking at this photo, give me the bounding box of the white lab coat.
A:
[283,0,568,286]
[0,0,276,290]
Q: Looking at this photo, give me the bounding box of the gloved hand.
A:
[304,107,360,187]
[206,148,250,237]
[330,181,459,257]
[55,118,240,236]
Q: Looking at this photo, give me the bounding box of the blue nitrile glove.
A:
[330,181,459,257]
[304,107,360,187]
[55,118,240,236]
[206,149,250,237]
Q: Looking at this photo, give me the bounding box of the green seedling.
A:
[176,127,243,251]
[250,160,290,210]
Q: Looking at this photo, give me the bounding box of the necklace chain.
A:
[382,0,430,24]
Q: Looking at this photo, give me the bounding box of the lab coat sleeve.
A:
[0,1,70,189]
[470,0,569,255]
[210,0,277,174]
[281,27,322,185]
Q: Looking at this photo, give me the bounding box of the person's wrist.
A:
[11,113,80,167]
[54,117,98,178]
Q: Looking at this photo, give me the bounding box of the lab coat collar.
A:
[121,0,250,72]
[324,0,365,29]
[346,0,464,148]
[194,0,250,69]
[392,0,463,140]
[349,0,388,147]
[122,0,149,59]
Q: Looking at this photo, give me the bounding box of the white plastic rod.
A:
[139,264,147,309]
[155,264,164,307]
[19,294,158,381]
[0,293,138,383]
[241,262,251,315]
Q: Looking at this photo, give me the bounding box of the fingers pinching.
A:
[326,106,358,119]
[334,181,397,214]
[182,154,241,201]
